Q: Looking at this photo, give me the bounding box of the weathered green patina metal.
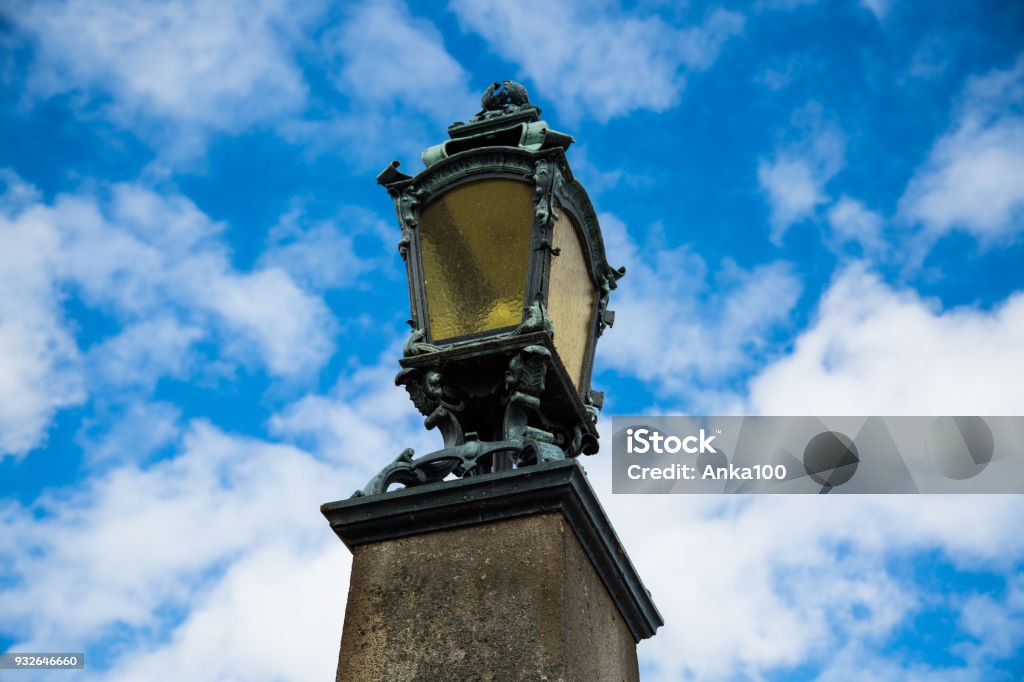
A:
[356,81,624,497]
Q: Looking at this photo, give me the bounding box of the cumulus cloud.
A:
[758,103,847,243]
[0,344,432,680]
[259,205,394,292]
[56,181,337,377]
[284,0,478,169]
[3,0,476,167]
[0,174,85,456]
[101,543,347,682]
[204,267,335,377]
[76,400,182,466]
[3,0,322,159]
[900,55,1024,244]
[326,0,475,124]
[827,194,887,255]
[0,173,343,457]
[87,317,202,391]
[449,0,744,121]
[747,264,1024,415]
[595,213,801,407]
[0,421,351,679]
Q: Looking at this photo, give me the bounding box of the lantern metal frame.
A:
[355,82,623,497]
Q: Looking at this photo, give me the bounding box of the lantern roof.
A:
[421,80,574,167]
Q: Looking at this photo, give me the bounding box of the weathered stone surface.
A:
[335,512,639,682]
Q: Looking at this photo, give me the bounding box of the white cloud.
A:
[77,400,182,465]
[259,205,394,292]
[0,423,338,638]
[0,420,353,680]
[0,173,346,456]
[449,0,744,121]
[758,104,846,243]
[758,157,827,235]
[4,0,480,168]
[53,182,338,378]
[595,213,801,406]
[0,176,85,456]
[0,349,430,679]
[279,0,479,170]
[88,317,202,390]
[900,56,1024,243]
[827,195,886,255]
[101,543,347,682]
[4,0,319,158]
[747,264,1024,415]
[204,267,335,377]
[327,0,475,124]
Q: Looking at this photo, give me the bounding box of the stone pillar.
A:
[321,460,662,682]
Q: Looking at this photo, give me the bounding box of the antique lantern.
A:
[357,81,623,496]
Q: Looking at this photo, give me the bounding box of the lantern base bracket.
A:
[351,436,566,498]
[353,332,600,498]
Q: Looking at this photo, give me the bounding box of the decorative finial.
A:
[470,80,534,123]
[481,80,530,111]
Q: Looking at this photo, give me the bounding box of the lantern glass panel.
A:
[418,178,534,341]
[547,208,596,392]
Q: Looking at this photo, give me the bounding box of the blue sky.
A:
[1,0,1023,680]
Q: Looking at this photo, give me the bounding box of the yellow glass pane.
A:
[547,209,596,391]
[418,179,534,341]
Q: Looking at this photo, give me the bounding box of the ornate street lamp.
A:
[357,80,624,496]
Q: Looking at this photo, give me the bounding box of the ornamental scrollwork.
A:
[596,264,626,338]
[351,438,542,498]
[402,328,443,356]
[513,300,553,336]
[395,367,465,449]
[414,150,535,199]
[502,345,566,466]
[533,158,556,228]
[397,187,423,230]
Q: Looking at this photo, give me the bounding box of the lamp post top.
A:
[361,79,624,498]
